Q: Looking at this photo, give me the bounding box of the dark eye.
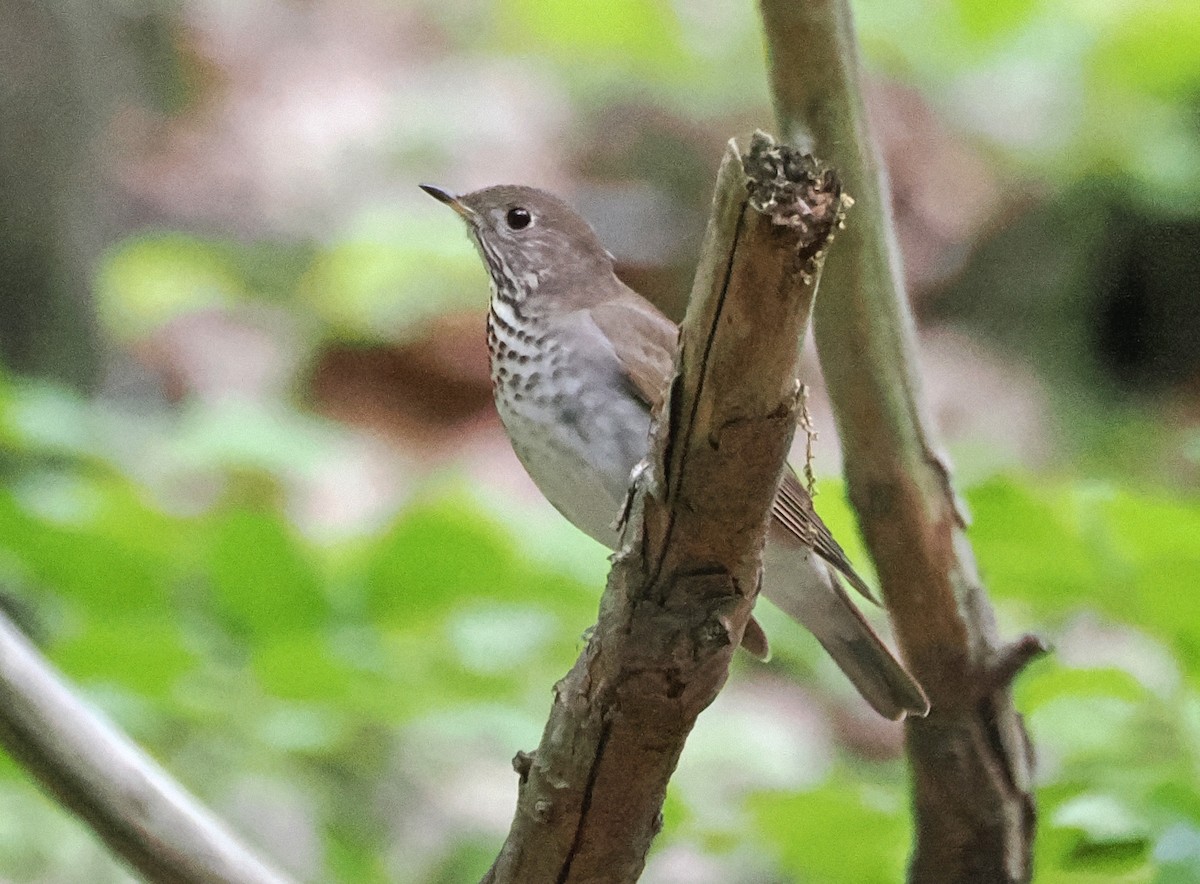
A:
[505,207,532,230]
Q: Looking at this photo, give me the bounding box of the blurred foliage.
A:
[1,372,1199,882]
[97,207,486,345]
[856,0,1200,208]
[2,0,1199,880]
[447,0,1200,204]
[0,371,601,881]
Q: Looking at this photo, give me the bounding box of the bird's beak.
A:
[419,184,476,222]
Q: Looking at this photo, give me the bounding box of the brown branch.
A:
[759,1,1039,882]
[983,635,1049,696]
[0,613,294,884]
[483,133,850,884]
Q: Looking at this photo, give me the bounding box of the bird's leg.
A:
[613,457,653,534]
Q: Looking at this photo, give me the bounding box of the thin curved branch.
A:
[758,1,1038,881]
[0,613,293,884]
[483,133,850,883]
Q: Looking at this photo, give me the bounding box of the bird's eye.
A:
[505,207,532,230]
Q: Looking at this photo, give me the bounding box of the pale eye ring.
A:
[505,207,532,230]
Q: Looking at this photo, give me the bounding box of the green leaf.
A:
[299,208,485,340]
[251,634,355,703]
[1099,489,1200,668]
[427,840,498,884]
[325,822,393,884]
[1048,793,1152,873]
[51,617,196,696]
[207,508,329,636]
[495,0,688,79]
[750,780,910,883]
[1030,694,1142,760]
[951,0,1042,44]
[365,501,512,625]
[966,478,1200,675]
[1090,2,1200,99]
[967,477,1101,611]
[0,487,171,614]
[363,496,583,626]
[96,234,244,339]
[1016,663,1148,713]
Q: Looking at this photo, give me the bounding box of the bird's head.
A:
[421,183,615,308]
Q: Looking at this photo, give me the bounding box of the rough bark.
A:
[483,133,851,883]
[758,1,1043,882]
[0,614,293,884]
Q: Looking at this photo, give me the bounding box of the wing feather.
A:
[585,288,877,604]
[586,295,676,412]
[775,470,879,603]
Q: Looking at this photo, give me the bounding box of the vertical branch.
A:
[758,2,1042,882]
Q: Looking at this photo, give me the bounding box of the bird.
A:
[420,182,929,720]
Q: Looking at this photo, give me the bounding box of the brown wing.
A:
[588,285,877,606]
[586,293,678,413]
[774,469,879,603]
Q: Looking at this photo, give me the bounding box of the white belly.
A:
[487,300,653,547]
[494,376,649,550]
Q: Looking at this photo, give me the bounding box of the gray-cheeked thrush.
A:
[421,182,929,720]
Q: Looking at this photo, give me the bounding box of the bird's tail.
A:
[761,544,929,721]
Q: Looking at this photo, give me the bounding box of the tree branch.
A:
[758,1,1038,881]
[0,613,293,884]
[483,133,850,883]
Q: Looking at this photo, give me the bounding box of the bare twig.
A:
[483,133,849,883]
[759,1,1038,881]
[983,635,1049,696]
[0,613,293,884]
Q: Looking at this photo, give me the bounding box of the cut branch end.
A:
[741,131,849,245]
